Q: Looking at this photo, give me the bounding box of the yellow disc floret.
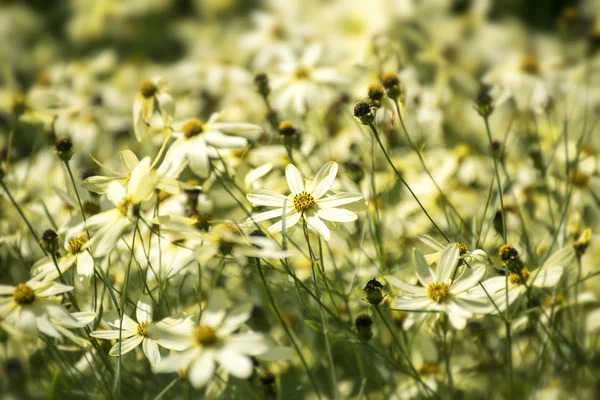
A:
[136,323,149,337]
[427,282,451,303]
[194,325,218,346]
[139,80,158,99]
[182,119,204,138]
[293,192,315,213]
[508,268,530,285]
[14,284,36,305]
[67,235,89,256]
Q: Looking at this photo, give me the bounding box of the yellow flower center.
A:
[13,284,36,305]
[294,66,310,80]
[139,80,158,99]
[456,242,468,255]
[194,325,218,346]
[508,268,530,286]
[182,119,204,138]
[418,362,441,375]
[427,282,450,303]
[117,196,133,216]
[67,235,89,256]
[136,322,149,337]
[293,192,315,213]
[520,55,539,75]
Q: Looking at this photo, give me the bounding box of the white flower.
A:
[132,77,174,141]
[386,245,493,330]
[90,295,189,367]
[84,157,159,256]
[163,115,261,178]
[417,233,488,265]
[246,161,365,241]
[0,280,88,340]
[154,289,269,388]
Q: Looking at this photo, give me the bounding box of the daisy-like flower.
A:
[132,77,174,142]
[154,289,269,388]
[84,157,159,256]
[90,296,190,367]
[385,245,492,330]
[0,280,85,338]
[31,231,94,281]
[162,115,262,178]
[246,161,365,241]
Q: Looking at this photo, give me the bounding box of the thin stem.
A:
[64,161,87,223]
[366,122,449,242]
[483,116,507,242]
[255,257,322,400]
[1,180,47,255]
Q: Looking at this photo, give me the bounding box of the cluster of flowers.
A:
[1,0,600,398]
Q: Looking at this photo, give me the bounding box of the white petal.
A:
[416,233,445,252]
[218,304,253,336]
[246,190,287,207]
[451,265,486,294]
[217,349,253,378]
[285,164,304,195]
[412,249,435,286]
[305,213,330,240]
[120,150,140,173]
[137,295,153,324]
[307,161,338,199]
[142,339,161,366]
[246,208,285,224]
[201,289,227,327]
[531,266,563,288]
[316,192,364,208]
[268,211,301,233]
[315,207,357,223]
[154,349,197,373]
[385,276,426,295]
[36,282,73,297]
[76,251,94,279]
[394,297,434,311]
[91,329,132,339]
[437,245,460,283]
[189,351,216,388]
[223,333,269,355]
[109,335,144,356]
[187,138,210,178]
[542,247,574,269]
[204,131,248,149]
[128,157,154,201]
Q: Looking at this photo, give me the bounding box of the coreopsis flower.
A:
[154,289,269,388]
[0,280,86,339]
[31,231,94,281]
[386,245,492,329]
[84,157,159,256]
[246,161,365,240]
[162,115,261,178]
[90,296,190,366]
[270,44,347,115]
[132,77,174,141]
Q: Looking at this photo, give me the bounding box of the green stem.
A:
[483,116,507,242]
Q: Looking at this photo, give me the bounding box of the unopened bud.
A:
[363,278,384,305]
[255,73,270,97]
[574,228,592,257]
[40,229,59,254]
[54,136,74,161]
[353,101,374,125]
[355,313,374,341]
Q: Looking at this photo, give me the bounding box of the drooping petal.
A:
[531,266,563,288]
[268,211,301,233]
[76,251,94,279]
[187,138,210,178]
[542,247,574,269]
[305,213,331,240]
[204,131,248,149]
[142,339,161,366]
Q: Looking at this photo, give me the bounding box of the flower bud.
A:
[367,83,385,102]
[499,244,523,273]
[574,228,592,257]
[381,72,403,100]
[474,86,494,118]
[363,278,384,305]
[355,313,374,341]
[54,136,74,161]
[255,73,270,97]
[353,101,374,126]
[40,229,60,254]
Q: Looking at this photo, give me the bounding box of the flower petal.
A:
[437,244,460,283]
[189,351,215,388]
[307,161,338,199]
[285,164,304,195]
[317,192,364,208]
[306,213,331,240]
[315,207,357,223]
[412,249,435,286]
[385,276,427,296]
[217,349,253,378]
[246,190,287,207]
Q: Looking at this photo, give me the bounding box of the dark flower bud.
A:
[475,86,494,118]
[363,278,384,305]
[278,121,297,137]
[40,229,60,254]
[381,72,402,100]
[54,136,74,161]
[353,101,374,125]
[255,73,270,97]
[574,228,591,257]
[367,83,385,101]
[355,313,374,341]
